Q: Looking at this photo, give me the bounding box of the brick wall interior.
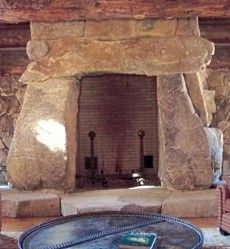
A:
[78,74,158,177]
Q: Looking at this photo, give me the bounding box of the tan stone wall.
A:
[0,76,25,184]
[78,74,158,176]
[207,69,230,166]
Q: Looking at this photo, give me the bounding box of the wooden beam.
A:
[0,48,29,76]
[0,23,30,48]
[0,1,230,23]
[200,18,230,43]
[209,44,230,69]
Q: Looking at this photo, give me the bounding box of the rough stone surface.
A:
[27,40,49,61]
[157,74,212,190]
[218,121,230,159]
[208,70,230,102]
[61,188,217,218]
[61,187,171,216]
[175,17,200,36]
[31,18,200,42]
[184,71,217,127]
[84,19,136,40]
[207,69,230,162]
[204,128,223,185]
[162,189,217,218]
[0,77,25,185]
[203,89,217,126]
[184,73,210,126]
[7,78,79,192]
[20,36,214,83]
[84,18,199,40]
[0,187,218,219]
[1,190,60,217]
[31,21,85,40]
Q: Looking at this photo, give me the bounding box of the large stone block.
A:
[185,73,217,127]
[20,36,214,83]
[84,19,136,40]
[85,18,199,40]
[162,189,217,218]
[203,89,216,125]
[61,188,170,216]
[31,21,84,40]
[32,18,200,42]
[135,17,199,37]
[184,73,209,126]
[7,78,79,192]
[157,74,212,190]
[1,190,61,217]
[175,17,200,36]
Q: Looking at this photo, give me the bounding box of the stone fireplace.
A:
[6,17,221,192]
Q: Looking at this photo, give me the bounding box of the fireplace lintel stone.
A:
[21,36,214,84]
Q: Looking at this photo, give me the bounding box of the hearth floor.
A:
[76,173,161,190]
[1,217,229,249]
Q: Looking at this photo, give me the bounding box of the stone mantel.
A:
[21,36,214,83]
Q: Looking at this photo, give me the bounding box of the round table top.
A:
[19,211,203,249]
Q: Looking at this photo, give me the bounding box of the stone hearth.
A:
[0,187,217,218]
[6,17,221,192]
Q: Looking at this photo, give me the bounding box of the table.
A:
[18,211,203,249]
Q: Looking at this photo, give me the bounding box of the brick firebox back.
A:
[78,74,158,177]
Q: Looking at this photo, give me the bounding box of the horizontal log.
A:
[199,18,230,43]
[0,48,29,76]
[0,65,27,76]
[0,23,30,48]
[0,0,229,23]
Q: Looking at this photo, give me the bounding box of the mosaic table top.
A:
[18,211,203,249]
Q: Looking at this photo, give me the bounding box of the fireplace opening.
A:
[77,74,160,189]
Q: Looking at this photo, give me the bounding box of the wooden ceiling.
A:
[0,0,229,23]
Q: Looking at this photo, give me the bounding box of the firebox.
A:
[77,74,159,188]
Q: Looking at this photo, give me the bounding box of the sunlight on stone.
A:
[35,119,66,153]
[129,185,158,190]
